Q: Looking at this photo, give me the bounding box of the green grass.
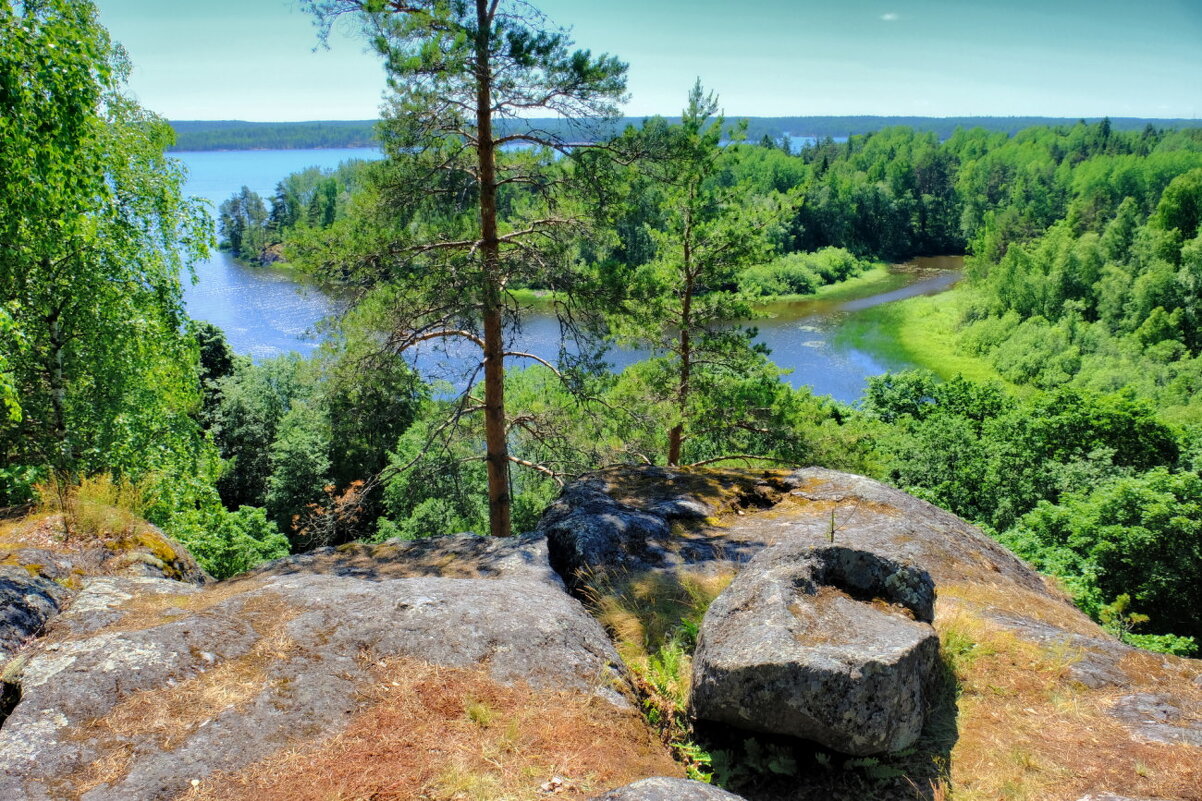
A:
[745,263,901,306]
[586,569,735,782]
[835,287,1013,386]
[807,263,896,302]
[508,287,561,306]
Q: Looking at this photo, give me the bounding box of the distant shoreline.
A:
[170,146,381,154]
[169,116,1202,152]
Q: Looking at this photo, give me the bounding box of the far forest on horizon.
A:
[168,115,1202,152]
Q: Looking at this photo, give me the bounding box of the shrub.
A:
[173,505,290,579]
[1004,468,1202,643]
[738,248,868,297]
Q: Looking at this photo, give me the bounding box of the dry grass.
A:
[585,568,733,779]
[55,591,297,798]
[0,475,185,570]
[75,576,271,640]
[99,627,294,747]
[0,511,71,551]
[938,580,1105,639]
[1118,647,1202,698]
[0,502,192,582]
[590,570,734,662]
[937,603,1202,801]
[179,659,681,801]
[35,473,149,541]
[0,506,155,553]
[589,569,734,712]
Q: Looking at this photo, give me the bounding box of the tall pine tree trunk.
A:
[667,214,695,467]
[475,0,512,537]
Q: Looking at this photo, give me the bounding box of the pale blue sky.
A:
[94,0,1202,121]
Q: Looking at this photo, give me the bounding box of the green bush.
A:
[1004,468,1202,642]
[739,247,867,297]
[741,256,818,296]
[172,504,290,579]
[0,464,43,507]
[868,373,1178,530]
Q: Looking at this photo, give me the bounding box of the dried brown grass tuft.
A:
[0,503,188,581]
[180,659,681,801]
[589,569,734,664]
[938,602,1202,801]
[34,577,272,651]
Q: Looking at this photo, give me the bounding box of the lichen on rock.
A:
[690,543,940,755]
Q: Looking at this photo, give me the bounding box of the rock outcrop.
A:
[538,466,782,588]
[1,468,1199,801]
[246,530,562,587]
[0,532,680,801]
[0,566,72,659]
[0,511,209,660]
[594,777,748,800]
[539,466,1202,800]
[1110,692,1202,747]
[690,543,940,755]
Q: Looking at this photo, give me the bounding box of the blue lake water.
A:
[177,148,957,402]
[180,149,380,359]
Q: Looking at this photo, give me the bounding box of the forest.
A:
[3,0,1202,662]
[168,115,1202,153]
[169,119,380,152]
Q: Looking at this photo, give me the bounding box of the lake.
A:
[178,148,959,402]
[180,148,380,360]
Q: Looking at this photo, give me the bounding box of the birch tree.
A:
[0,0,210,499]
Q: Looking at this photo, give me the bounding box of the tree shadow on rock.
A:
[235,531,550,583]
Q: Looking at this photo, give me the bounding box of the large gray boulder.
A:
[690,542,940,755]
[534,466,1202,795]
[594,777,748,800]
[0,560,635,800]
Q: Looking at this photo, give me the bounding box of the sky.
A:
[94,0,1202,121]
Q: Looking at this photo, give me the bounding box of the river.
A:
[178,149,959,402]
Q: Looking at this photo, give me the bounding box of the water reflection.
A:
[739,256,963,400]
[183,251,340,360]
[408,258,963,403]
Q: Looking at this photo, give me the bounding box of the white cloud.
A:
[881,12,900,21]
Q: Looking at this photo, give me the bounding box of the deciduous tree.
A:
[0,0,211,498]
